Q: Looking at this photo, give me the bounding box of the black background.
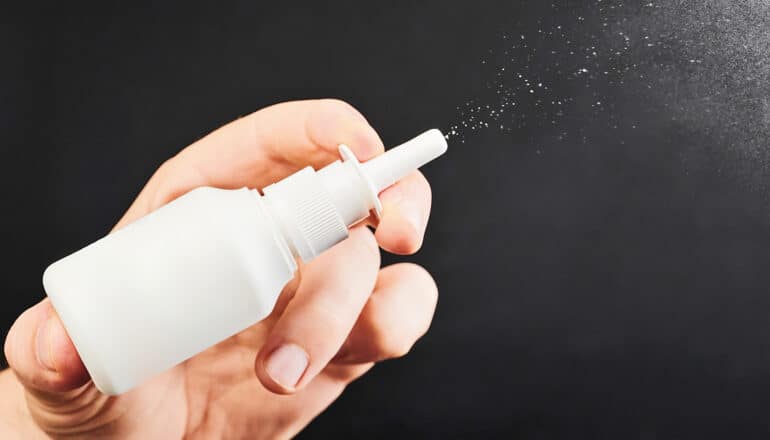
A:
[4,1,770,438]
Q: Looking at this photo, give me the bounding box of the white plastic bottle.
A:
[42,129,447,395]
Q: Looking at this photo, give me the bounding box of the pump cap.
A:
[265,128,448,262]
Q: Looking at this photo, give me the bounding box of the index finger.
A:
[116,99,383,226]
[117,99,431,255]
[176,99,385,189]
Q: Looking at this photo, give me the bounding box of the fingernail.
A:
[265,344,308,389]
[35,316,56,371]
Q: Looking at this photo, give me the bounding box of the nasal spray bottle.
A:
[42,129,447,395]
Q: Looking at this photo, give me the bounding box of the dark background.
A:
[4,1,770,438]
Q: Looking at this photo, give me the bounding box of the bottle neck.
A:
[259,165,363,263]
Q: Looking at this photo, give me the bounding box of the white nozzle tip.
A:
[362,129,448,192]
[416,128,449,158]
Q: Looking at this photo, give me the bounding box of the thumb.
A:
[4,299,88,392]
[4,299,97,427]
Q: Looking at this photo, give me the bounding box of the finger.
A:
[374,171,433,255]
[178,99,384,187]
[334,263,438,364]
[117,99,384,228]
[3,299,89,394]
[254,226,380,394]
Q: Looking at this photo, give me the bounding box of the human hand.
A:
[1,99,438,439]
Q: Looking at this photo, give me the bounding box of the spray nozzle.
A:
[362,129,448,193]
[336,129,448,220]
[265,129,448,261]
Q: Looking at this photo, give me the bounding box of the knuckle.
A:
[370,322,413,359]
[308,295,351,335]
[144,158,181,208]
[316,98,361,119]
[2,328,13,369]
[416,172,433,205]
[3,308,31,370]
[409,263,439,309]
[397,263,439,338]
[412,170,432,193]
[393,231,422,256]
[313,300,344,329]
[151,157,180,186]
[414,266,439,337]
[350,228,381,266]
[146,156,207,209]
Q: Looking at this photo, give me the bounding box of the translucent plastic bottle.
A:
[42,129,447,395]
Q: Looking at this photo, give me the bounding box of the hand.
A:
[1,99,438,439]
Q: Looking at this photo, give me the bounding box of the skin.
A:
[0,99,438,439]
